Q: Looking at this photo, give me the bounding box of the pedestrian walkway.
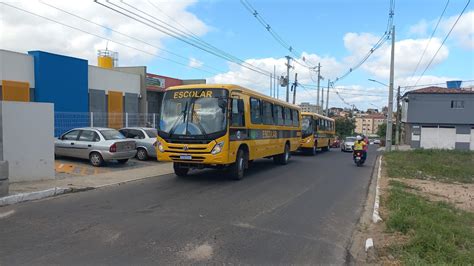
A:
[1,162,173,206]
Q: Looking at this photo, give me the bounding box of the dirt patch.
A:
[181,243,213,261]
[393,178,474,212]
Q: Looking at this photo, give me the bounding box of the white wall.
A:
[88,65,140,95]
[0,50,35,87]
[1,101,54,182]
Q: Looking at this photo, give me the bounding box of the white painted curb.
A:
[372,156,383,223]
[365,238,374,251]
[0,187,71,207]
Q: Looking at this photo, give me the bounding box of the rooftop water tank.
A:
[446,80,462,89]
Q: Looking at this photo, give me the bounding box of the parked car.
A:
[55,127,137,166]
[341,136,357,152]
[119,127,158,161]
[331,138,340,148]
[373,139,381,144]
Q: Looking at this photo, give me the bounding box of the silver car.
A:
[119,127,157,161]
[55,127,137,167]
[341,136,356,152]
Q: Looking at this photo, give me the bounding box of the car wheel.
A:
[117,159,128,164]
[89,152,104,167]
[136,148,148,161]
[174,163,189,177]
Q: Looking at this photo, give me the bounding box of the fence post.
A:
[153,113,156,128]
[90,112,94,127]
[125,113,129,127]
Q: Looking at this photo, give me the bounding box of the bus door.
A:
[229,93,246,160]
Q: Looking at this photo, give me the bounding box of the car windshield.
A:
[100,129,125,140]
[160,89,228,137]
[301,116,313,137]
[345,137,356,142]
[144,129,157,138]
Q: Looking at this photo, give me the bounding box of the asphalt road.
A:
[0,146,378,265]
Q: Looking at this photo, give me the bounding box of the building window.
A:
[451,100,464,109]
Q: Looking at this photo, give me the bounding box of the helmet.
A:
[356,135,362,140]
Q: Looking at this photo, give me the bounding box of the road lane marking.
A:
[0,210,15,219]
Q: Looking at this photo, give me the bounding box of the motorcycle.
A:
[353,150,366,167]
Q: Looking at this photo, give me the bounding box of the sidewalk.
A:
[1,162,173,206]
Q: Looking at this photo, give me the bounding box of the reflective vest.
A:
[354,140,366,151]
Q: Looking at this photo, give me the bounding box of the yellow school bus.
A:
[299,112,336,155]
[156,84,302,180]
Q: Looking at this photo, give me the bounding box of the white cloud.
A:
[188,57,203,68]
[0,0,209,65]
[409,19,429,36]
[342,32,449,79]
[439,10,474,50]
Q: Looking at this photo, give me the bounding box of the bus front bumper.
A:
[157,151,229,166]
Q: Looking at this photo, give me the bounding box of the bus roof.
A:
[166,84,301,110]
[301,111,335,122]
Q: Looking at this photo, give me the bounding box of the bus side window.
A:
[262,101,274,125]
[231,98,245,127]
[292,110,299,126]
[250,98,262,124]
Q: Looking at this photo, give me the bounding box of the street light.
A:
[368,79,388,87]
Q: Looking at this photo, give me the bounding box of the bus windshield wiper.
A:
[168,101,188,138]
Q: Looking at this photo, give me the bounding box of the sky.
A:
[1,0,473,111]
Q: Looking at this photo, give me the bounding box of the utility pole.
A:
[316,63,321,113]
[285,56,291,103]
[292,73,298,104]
[325,79,330,116]
[273,65,276,98]
[270,73,272,97]
[395,85,401,145]
[386,25,395,152]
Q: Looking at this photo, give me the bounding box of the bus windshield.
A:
[160,89,228,137]
[301,116,313,137]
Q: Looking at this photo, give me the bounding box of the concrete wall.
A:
[0,50,35,87]
[406,93,474,124]
[0,101,54,182]
[89,66,140,95]
[114,66,147,114]
[29,51,89,112]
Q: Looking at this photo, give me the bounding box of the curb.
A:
[0,187,73,207]
[372,156,383,223]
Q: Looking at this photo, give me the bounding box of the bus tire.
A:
[307,144,317,156]
[274,143,290,165]
[229,149,246,180]
[173,163,189,177]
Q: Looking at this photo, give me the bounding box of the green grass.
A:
[385,180,474,264]
[385,149,474,183]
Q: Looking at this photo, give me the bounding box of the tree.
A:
[377,122,396,139]
[335,117,355,138]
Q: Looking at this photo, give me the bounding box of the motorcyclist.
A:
[353,135,367,161]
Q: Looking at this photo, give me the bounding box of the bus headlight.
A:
[211,141,225,155]
[157,141,165,152]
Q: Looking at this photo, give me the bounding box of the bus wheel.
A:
[274,143,290,165]
[307,144,317,156]
[173,163,189,177]
[229,149,246,180]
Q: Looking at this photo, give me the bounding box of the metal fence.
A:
[54,112,159,137]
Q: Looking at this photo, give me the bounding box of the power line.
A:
[38,0,222,74]
[333,0,395,84]
[0,2,221,75]
[409,0,450,81]
[413,0,471,87]
[240,0,317,69]
[95,0,272,78]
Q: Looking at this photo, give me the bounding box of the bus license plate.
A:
[180,155,192,160]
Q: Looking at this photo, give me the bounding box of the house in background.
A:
[401,86,474,150]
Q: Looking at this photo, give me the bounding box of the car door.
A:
[56,130,80,157]
[75,130,100,159]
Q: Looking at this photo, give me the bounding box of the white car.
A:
[341,137,356,152]
[119,127,158,161]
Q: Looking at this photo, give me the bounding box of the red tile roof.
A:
[406,86,474,94]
